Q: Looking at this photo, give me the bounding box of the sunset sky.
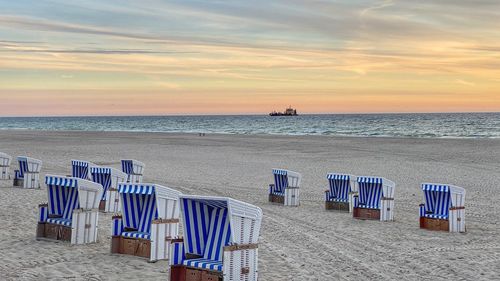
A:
[0,0,499,116]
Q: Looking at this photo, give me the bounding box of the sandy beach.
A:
[0,130,499,281]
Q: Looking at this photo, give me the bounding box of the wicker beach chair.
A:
[121,159,145,183]
[111,183,182,262]
[268,168,301,206]
[13,156,42,188]
[419,183,466,232]
[71,160,97,180]
[90,166,127,213]
[169,195,263,281]
[352,176,395,221]
[325,173,358,212]
[36,175,103,244]
[0,152,12,180]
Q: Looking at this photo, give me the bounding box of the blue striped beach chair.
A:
[90,166,127,213]
[268,168,301,206]
[0,152,12,180]
[111,183,182,262]
[169,195,262,281]
[324,173,358,212]
[36,175,103,244]
[352,176,395,221]
[121,159,145,183]
[419,183,466,232]
[71,160,96,180]
[13,156,42,188]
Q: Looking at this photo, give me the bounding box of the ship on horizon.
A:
[269,106,298,116]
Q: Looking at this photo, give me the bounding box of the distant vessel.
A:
[269,106,298,116]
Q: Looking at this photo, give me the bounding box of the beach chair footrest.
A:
[111,236,151,259]
[325,201,350,211]
[353,207,380,220]
[420,217,449,231]
[172,267,222,281]
[268,194,284,204]
[37,222,72,241]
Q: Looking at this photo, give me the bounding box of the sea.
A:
[0,113,498,139]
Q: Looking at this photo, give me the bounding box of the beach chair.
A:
[121,159,145,183]
[0,152,12,180]
[13,156,42,188]
[352,176,395,221]
[268,168,301,206]
[71,160,96,180]
[325,173,358,212]
[169,195,263,281]
[111,183,182,262]
[90,166,127,213]
[36,175,103,244]
[419,183,466,233]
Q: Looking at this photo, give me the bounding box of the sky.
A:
[0,0,499,116]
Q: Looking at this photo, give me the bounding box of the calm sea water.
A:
[0,113,498,138]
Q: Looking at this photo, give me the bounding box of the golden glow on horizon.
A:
[0,1,499,116]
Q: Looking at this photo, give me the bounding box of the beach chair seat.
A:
[90,166,127,212]
[111,183,181,262]
[169,195,262,281]
[13,156,42,188]
[268,169,301,206]
[325,173,358,212]
[121,159,145,183]
[36,175,103,245]
[183,258,223,271]
[419,183,465,233]
[352,176,395,221]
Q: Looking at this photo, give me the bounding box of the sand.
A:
[0,130,499,280]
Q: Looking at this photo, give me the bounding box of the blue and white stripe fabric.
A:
[270,169,288,195]
[72,160,90,179]
[90,167,112,200]
[326,174,351,202]
[39,205,48,223]
[181,198,231,272]
[171,242,185,266]
[121,160,134,175]
[112,217,123,236]
[45,176,80,226]
[118,184,158,240]
[15,159,28,179]
[421,184,452,219]
[357,177,384,209]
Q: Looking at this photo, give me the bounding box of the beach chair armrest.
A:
[111,215,124,236]
[152,218,180,224]
[167,237,185,266]
[223,243,258,252]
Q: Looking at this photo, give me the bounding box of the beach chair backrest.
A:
[72,160,94,179]
[357,177,384,208]
[422,183,465,217]
[0,152,12,166]
[118,184,165,232]
[17,157,29,177]
[272,169,301,190]
[91,167,127,200]
[121,159,145,175]
[327,173,352,200]
[180,196,263,259]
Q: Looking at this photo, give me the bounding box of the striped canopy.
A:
[421,183,466,218]
[357,176,384,209]
[327,173,351,201]
[90,166,126,200]
[119,183,155,194]
[45,176,80,220]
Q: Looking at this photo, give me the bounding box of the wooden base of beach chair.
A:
[420,217,449,232]
[13,178,23,187]
[174,267,222,281]
[99,200,106,211]
[268,194,284,204]
[36,222,72,242]
[325,201,350,212]
[111,236,151,259]
[353,207,380,220]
